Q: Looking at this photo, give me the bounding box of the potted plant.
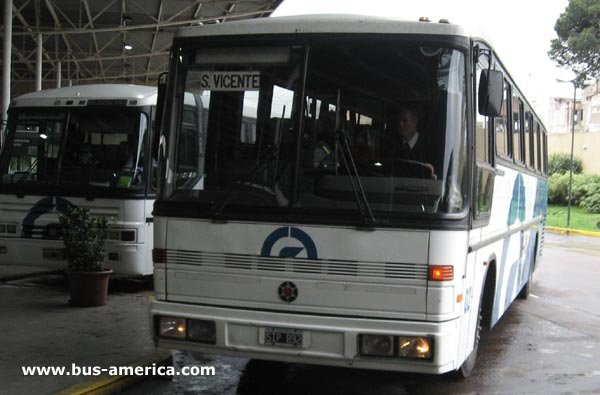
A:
[59,206,112,307]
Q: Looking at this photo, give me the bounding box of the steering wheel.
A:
[230,183,279,206]
[393,159,436,179]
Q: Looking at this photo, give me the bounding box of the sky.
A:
[273,0,574,124]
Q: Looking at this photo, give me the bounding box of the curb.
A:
[546,226,600,238]
[52,351,172,395]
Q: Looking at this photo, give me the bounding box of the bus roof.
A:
[176,14,472,39]
[11,84,157,108]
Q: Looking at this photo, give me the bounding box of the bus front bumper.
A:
[0,237,151,276]
[151,300,461,375]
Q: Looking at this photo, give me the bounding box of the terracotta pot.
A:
[67,269,113,307]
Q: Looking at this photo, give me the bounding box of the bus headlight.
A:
[397,336,433,359]
[0,222,18,236]
[358,334,433,360]
[156,316,216,344]
[359,334,394,357]
[108,228,137,242]
[188,319,216,343]
[158,316,186,339]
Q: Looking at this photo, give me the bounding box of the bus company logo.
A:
[278,281,298,303]
[22,196,74,238]
[260,226,318,260]
[508,173,526,225]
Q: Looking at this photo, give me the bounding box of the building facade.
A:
[548,80,600,174]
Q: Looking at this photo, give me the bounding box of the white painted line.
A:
[529,293,540,299]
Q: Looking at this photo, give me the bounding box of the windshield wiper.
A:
[55,111,72,185]
[335,128,376,229]
[12,158,38,186]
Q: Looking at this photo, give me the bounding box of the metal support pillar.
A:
[56,61,62,88]
[36,33,43,91]
[2,0,13,146]
[566,83,576,228]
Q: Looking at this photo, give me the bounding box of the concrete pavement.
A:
[1,231,599,395]
[0,269,167,395]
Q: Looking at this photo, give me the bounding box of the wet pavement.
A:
[2,232,599,394]
[127,232,600,394]
[0,272,158,395]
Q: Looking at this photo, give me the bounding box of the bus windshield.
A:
[168,38,468,224]
[1,108,148,191]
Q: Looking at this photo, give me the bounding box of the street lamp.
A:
[556,78,578,228]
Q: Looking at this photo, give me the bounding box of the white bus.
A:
[150,15,549,376]
[0,84,162,276]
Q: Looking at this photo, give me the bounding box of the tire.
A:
[518,238,537,300]
[517,266,533,300]
[455,273,487,379]
[455,301,482,378]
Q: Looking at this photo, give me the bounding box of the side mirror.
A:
[478,70,504,117]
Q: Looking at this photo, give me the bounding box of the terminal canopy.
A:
[2,0,283,96]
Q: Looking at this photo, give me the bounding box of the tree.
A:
[548,0,600,84]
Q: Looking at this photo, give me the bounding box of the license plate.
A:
[43,248,65,260]
[261,327,304,348]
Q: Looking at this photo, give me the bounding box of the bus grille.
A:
[21,223,63,239]
[165,250,427,280]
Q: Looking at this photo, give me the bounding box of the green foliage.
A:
[59,207,108,272]
[548,152,583,175]
[548,173,570,204]
[572,173,600,204]
[580,183,600,213]
[548,0,600,82]
[549,173,600,213]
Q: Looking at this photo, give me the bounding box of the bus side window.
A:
[512,94,523,164]
[524,110,532,168]
[542,129,548,175]
[494,80,510,158]
[534,122,541,172]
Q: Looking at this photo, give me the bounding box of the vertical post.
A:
[56,61,62,88]
[566,82,576,228]
[36,33,43,91]
[67,54,72,86]
[2,0,13,146]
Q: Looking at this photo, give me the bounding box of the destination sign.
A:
[199,72,260,91]
[17,111,65,121]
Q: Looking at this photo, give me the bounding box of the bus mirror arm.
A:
[153,73,168,165]
[157,134,167,193]
[155,72,168,137]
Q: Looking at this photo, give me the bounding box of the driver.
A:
[118,137,143,187]
[392,105,436,178]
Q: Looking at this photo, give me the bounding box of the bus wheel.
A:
[518,239,537,300]
[455,278,486,379]
[455,303,482,378]
[518,266,533,300]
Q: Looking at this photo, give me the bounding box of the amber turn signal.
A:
[428,265,454,281]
